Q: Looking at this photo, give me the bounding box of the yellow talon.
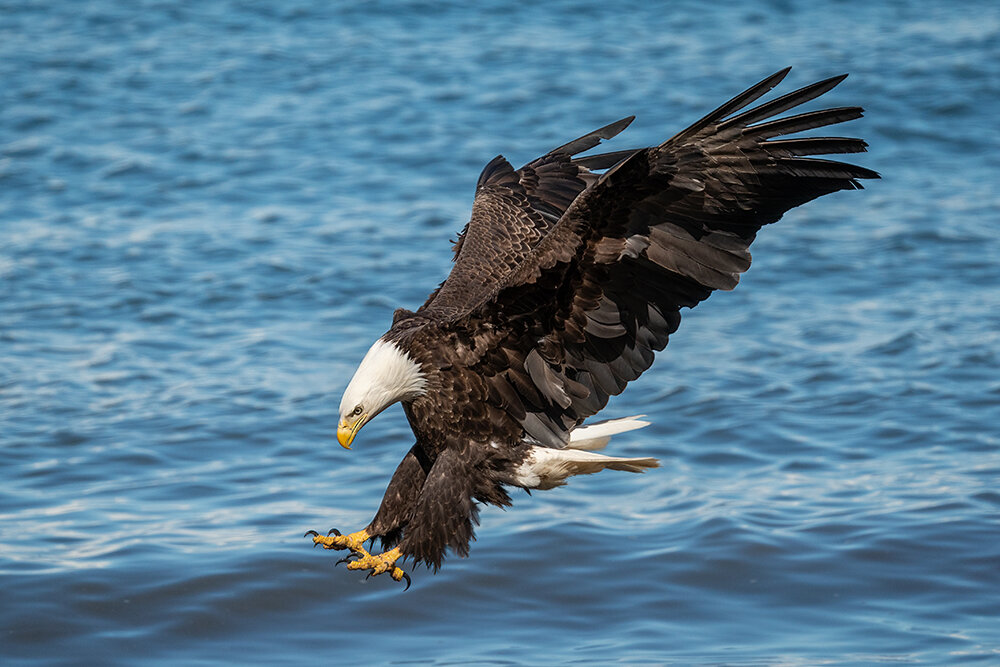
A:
[312,528,371,555]
[345,547,410,588]
[346,547,403,575]
[306,531,411,589]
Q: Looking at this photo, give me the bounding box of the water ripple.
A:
[3,0,1000,664]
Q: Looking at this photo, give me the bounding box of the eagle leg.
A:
[345,547,411,590]
[304,527,373,557]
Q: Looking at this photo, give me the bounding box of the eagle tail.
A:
[567,415,651,451]
[515,447,660,491]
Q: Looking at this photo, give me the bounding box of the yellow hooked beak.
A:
[337,414,367,449]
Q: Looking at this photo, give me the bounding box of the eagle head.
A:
[337,338,427,449]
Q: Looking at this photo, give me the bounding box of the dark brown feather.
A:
[368,446,430,550]
[421,117,635,318]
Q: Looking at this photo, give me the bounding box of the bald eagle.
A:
[305,68,878,588]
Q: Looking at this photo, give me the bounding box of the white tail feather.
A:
[567,415,650,451]
[514,446,659,490]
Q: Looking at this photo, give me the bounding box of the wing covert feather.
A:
[414,118,637,320]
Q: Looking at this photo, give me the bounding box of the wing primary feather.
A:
[746,107,865,138]
[547,116,635,157]
[718,73,848,129]
[768,156,881,181]
[665,67,792,145]
[763,137,869,156]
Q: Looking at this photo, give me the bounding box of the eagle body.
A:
[316,68,878,580]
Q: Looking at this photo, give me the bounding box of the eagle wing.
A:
[410,117,638,321]
[440,68,879,447]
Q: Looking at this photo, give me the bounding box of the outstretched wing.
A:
[411,117,638,321]
[444,68,879,447]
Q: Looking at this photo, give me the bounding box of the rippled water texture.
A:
[3,1,999,664]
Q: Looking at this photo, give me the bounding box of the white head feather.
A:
[339,338,427,422]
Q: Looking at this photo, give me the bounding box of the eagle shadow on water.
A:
[304,67,878,589]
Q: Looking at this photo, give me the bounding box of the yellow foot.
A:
[346,547,410,590]
[303,528,372,558]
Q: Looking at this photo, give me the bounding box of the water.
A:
[2,1,999,663]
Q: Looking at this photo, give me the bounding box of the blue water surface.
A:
[2,1,999,664]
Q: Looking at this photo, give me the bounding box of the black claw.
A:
[365,572,373,581]
[401,572,411,591]
[327,528,342,537]
[304,530,319,538]
[335,554,358,567]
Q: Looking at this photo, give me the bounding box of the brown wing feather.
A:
[414,118,637,320]
[434,69,878,448]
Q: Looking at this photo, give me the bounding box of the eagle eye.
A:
[352,405,363,416]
